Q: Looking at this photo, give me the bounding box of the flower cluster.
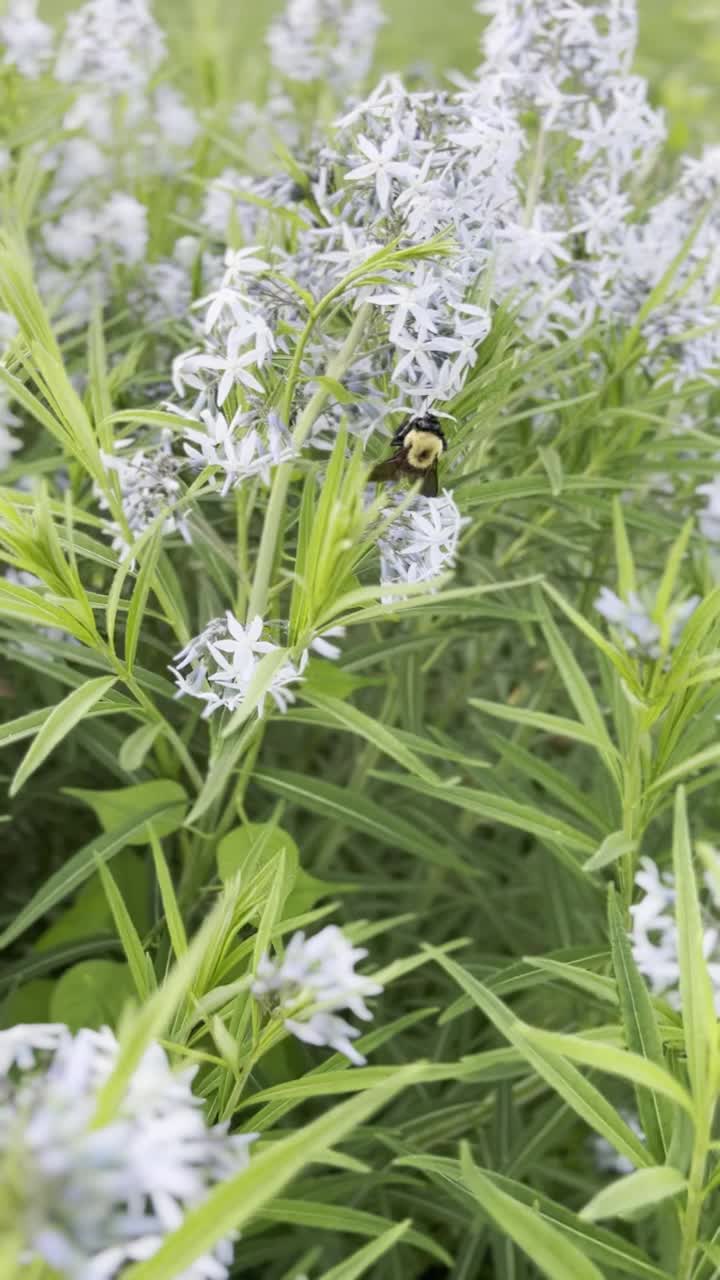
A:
[252,925,383,1064]
[595,586,699,659]
[171,613,308,718]
[267,0,386,93]
[0,0,53,79]
[3,0,200,326]
[0,1023,254,1279]
[630,856,720,1011]
[97,431,190,556]
[379,489,466,592]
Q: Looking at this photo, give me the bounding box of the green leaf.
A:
[149,830,187,959]
[672,786,717,1102]
[49,960,134,1031]
[123,1066,426,1280]
[396,1156,672,1280]
[469,697,609,753]
[313,1222,410,1280]
[373,772,596,856]
[185,723,258,826]
[580,1167,686,1223]
[257,1200,447,1265]
[97,861,153,1000]
[9,675,116,795]
[313,375,356,405]
[65,780,188,846]
[612,496,637,597]
[608,887,673,1161]
[253,769,476,874]
[301,690,440,784]
[584,832,637,873]
[217,822,299,884]
[459,1147,605,1280]
[520,1025,693,1115]
[538,445,563,496]
[426,947,652,1168]
[125,522,163,673]
[0,800,180,949]
[119,723,161,773]
[1,979,53,1027]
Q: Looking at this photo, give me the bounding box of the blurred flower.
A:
[0,1023,254,1279]
[595,586,699,659]
[630,856,720,1011]
[267,0,385,92]
[0,0,54,79]
[98,431,189,556]
[591,1110,645,1176]
[55,0,166,93]
[697,477,720,543]
[253,925,383,1064]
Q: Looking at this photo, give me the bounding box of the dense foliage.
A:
[2,1,720,1277]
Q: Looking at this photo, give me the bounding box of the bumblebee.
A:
[369,413,447,498]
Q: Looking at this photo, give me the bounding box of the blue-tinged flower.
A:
[253,926,383,1065]
[0,1024,254,1279]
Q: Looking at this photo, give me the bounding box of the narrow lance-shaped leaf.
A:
[9,675,116,795]
[608,886,673,1161]
[672,786,718,1104]
[459,1145,605,1280]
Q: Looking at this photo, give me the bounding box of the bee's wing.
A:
[369,452,404,482]
[421,464,439,497]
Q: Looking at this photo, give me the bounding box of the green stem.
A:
[247,303,371,622]
[679,1106,713,1280]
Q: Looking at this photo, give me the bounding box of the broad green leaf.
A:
[50,960,134,1031]
[580,1167,686,1223]
[33,850,151,952]
[0,800,179,949]
[123,1066,426,1280]
[525,957,618,1006]
[65,780,188,846]
[217,822,299,884]
[254,769,476,874]
[10,675,116,795]
[459,1147,605,1280]
[0,979,53,1027]
[672,787,717,1102]
[608,888,673,1161]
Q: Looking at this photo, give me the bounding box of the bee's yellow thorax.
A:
[405,429,444,470]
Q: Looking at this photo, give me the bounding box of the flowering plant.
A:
[3,0,720,1276]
